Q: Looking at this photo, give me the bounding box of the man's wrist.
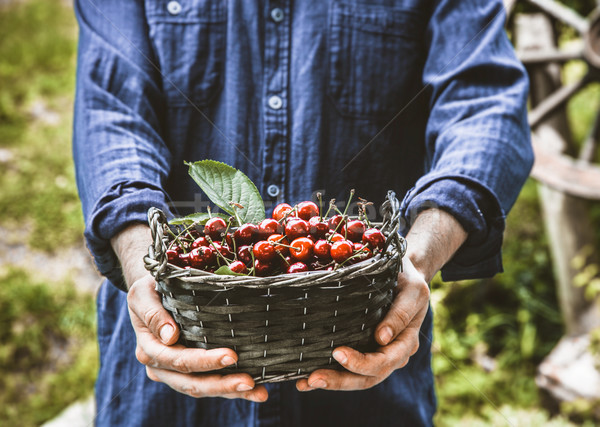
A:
[110,223,153,290]
[405,208,468,283]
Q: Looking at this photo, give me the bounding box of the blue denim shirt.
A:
[73,0,532,425]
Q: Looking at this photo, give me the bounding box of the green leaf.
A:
[168,212,230,226]
[214,265,247,276]
[186,160,265,224]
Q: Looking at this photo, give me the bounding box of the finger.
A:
[127,276,180,345]
[146,367,267,401]
[135,331,238,373]
[375,276,429,346]
[332,327,420,377]
[301,368,378,391]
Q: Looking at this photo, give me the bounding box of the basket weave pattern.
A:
[145,191,406,383]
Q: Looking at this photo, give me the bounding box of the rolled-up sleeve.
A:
[73,0,172,291]
[401,0,534,280]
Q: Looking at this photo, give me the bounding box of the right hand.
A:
[127,274,268,401]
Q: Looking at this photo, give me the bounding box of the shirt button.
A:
[267,184,280,198]
[271,8,284,23]
[167,1,182,15]
[268,95,283,110]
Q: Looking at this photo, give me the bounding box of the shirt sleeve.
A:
[400,0,534,281]
[73,0,172,291]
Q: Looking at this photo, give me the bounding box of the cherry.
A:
[328,232,344,243]
[313,239,332,261]
[229,260,248,274]
[287,262,308,273]
[178,252,191,267]
[296,201,319,221]
[212,242,233,260]
[328,214,346,232]
[353,242,372,262]
[254,259,272,276]
[237,245,253,265]
[191,237,210,249]
[191,246,216,267]
[204,217,227,240]
[273,203,293,221]
[267,233,290,256]
[289,237,314,262]
[166,248,181,265]
[234,223,258,245]
[362,228,385,250]
[258,218,283,239]
[331,240,353,263]
[225,232,235,249]
[253,240,277,262]
[285,218,309,241]
[342,220,366,243]
[308,216,329,238]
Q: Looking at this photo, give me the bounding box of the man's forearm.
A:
[405,208,468,283]
[110,223,153,290]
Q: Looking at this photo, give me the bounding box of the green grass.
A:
[0,0,82,251]
[0,267,97,426]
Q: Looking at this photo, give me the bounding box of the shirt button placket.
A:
[262,1,290,205]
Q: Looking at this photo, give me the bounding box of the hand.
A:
[127,274,269,401]
[295,256,430,391]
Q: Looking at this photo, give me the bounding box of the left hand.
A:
[296,255,430,391]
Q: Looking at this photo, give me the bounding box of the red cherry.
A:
[353,242,372,262]
[237,245,253,265]
[342,220,366,242]
[328,232,344,243]
[234,223,258,245]
[287,262,308,273]
[362,228,385,250]
[254,259,272,276]
[229,260,248,274]
[212,242,233,260]
[191,237,210,249]
[296,201,319,221]
[308,216,329,238]
[328,215,346,232]
[289,237,314,262]
[273,203,293,221]
[191,246,216,268]
[331,240,353,263]
[313,239,332,261]
[204,217,227,241]
[253,240,277,262]
[258,218,283,239]
[178,252,191,267]
[267,234,290,256]
[285,218,309,241]
[166,248,181,265]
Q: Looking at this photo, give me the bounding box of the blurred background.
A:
[1,0,600,426]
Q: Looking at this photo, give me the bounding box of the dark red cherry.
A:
[342,220,366,243]
[254,259,273,276]
[289,237,314,262]
[285,218,309,241]
[234,223,258,245]
[273,203,293,221]
[313,239,332,261]
[287,262,308,274]
[258,218,283,239]
[331,240,353,263]
[362,228,385,250]
[212,242,233,260]
[237,245,253,265]
[178,252,191,267]
[296,201,319,221]
[229,260,248,274]
[328,232,344,243]
[328,214,346,232]
[204,217,227,240]
[267,234,290,256]
[191,237,209,249]
[308,216,329,238]
[253,240,277,262]
[353,242,372,262]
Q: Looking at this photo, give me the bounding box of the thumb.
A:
[127,275,180,345]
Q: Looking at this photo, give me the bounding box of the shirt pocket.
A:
[145,0,226,107]
[328,2,426,120]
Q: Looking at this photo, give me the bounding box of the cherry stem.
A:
[205,236,232,266]
[279,206,298,223]
[229,202,244,227]
[167,222,197,253]
[277,251,290,266]
[317,192,323,221]
[341,189,355,218]
[335,246,371,269]
[323,199,335,219]
[207,206,212,219]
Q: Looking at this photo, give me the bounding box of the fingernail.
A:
[309,379,327,389]
[237,383,253,391]
[332,350,347,364]
[159,324,174,343]
[221,355,236,366]
[379,326,393,345]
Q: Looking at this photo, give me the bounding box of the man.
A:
[73,0,533,425]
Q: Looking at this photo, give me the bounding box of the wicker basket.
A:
[144,191,406,383]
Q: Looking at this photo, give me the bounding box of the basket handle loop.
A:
[379,191,407,273]
[145,207,169,281]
